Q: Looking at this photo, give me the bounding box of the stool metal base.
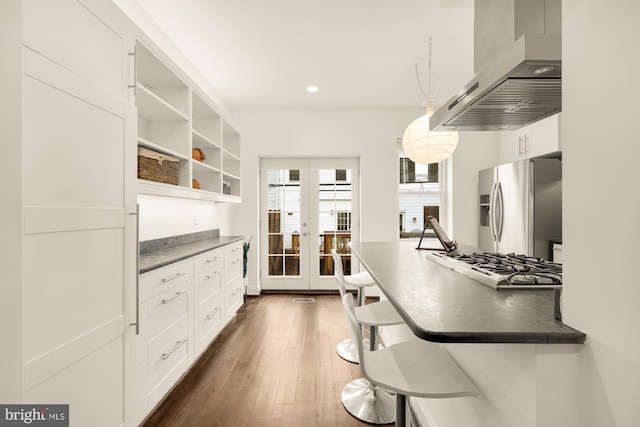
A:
[341,378,395,424]
[336,337,372,364]
[336,338,358,363]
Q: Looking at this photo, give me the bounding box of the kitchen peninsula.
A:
[350,241,585,344]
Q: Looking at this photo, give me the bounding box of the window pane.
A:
[318,169,352,276]
[268,169,301,276]
[398,148,442,239]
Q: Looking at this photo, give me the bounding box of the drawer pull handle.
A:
[231,260,240,265]
[231,247,241,253]
[205,272,220,279]
[162,291,185,305]
[206,307,221,320]
[162,272,186,283]
[161,339,187,360]
[206,257,221,263]
[231,288,241,297]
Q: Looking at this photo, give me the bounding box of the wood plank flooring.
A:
[141,293,378,427]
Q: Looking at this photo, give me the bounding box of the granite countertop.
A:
[350,241,586,344]
[139,230,244,274]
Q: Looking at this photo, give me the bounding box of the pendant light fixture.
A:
[402,38,459,165]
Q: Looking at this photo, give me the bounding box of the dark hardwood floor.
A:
[141,293,377,427]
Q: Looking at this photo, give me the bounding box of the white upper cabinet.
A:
[134,39,242,202]
[498,114,561,164]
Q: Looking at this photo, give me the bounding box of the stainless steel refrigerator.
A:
[478,158,562,260]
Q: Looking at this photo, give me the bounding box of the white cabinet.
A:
[134,39,242,202]
[498,114,561,164]
[135,260,193,425]
[2,1,137,425]
[135,240,243,424]
[224,241,245,323]
[193,248,225,357]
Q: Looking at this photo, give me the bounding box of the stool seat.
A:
[343,271,376,287]
[364,339,479,399]
[355,300,404,327]
[343,293,479,426]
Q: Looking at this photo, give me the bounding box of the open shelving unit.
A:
[135,41,241,202]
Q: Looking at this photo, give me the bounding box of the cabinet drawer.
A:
[225,240,243,258]
[225,242,243,281]
[147,328,189,409]
[136,280,190,366]
[225,275,244,321]
[195,294,224,356]
[139,258,193,303]
[194,265,223,304]
[194,247,224,276]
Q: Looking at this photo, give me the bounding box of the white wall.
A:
[137,195,233,241]
[562,1,640,426]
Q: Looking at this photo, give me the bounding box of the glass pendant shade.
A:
[402,112,459,165]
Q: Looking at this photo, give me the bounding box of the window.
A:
[398,139,445,239]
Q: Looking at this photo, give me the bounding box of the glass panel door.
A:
[260,158,359,290]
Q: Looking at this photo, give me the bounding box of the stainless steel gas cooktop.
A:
[426,251,563,290]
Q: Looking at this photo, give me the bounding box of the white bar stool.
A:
[342,293,480,427]
[332,249,376,364]
[333,250,406,424]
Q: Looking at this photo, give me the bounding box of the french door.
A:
[260,158,360,290]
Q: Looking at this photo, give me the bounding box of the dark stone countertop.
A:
[349,241,586,344]
[139,233,244,274]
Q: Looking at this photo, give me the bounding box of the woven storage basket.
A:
[138,147,180,185]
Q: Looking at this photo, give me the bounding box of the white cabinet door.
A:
[498,115,560,163]
[498,128,529,164]
[19,1,136,426]
[528,113,561,158]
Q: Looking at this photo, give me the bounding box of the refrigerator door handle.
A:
[495,182,504,241]
[489,182,498,243]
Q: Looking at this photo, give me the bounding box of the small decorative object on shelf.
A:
[192,179,200,189]
[192,148,206,161]
[137,147,180,185]
[223,181,231,195]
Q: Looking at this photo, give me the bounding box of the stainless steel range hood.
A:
[430,0,561,132]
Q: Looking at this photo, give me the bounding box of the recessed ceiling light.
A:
[306,86,319,93]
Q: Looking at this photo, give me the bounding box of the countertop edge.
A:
[139,236,245,274]
[351,242,586,345]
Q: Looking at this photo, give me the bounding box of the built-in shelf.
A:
[134,40,241,201]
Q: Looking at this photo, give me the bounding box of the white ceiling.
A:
[133,0,475,111]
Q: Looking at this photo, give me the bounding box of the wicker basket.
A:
[137,147,180,185]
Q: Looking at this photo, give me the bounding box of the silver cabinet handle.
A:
[518,136,524,157]
[206,307,221,320]
[132,204,140,335]
[206,256,221,263]
[161,339,187,360]
[162,272,186,282]
[231,288,241,297]
[524,134,530,155]
[205,271,220,280]
[231,247,241,253]
[231,260,240,265]
[162,291,185,305]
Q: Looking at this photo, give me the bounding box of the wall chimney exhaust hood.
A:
[430,0,561,132]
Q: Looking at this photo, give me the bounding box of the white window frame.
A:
[397,139,451,239]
